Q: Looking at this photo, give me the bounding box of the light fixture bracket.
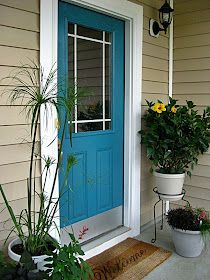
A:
[149,19,164,38]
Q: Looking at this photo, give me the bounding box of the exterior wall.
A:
[173,0,210,211]
[0,0,169,245]
[0,0,40,243]
[129,0,169,225]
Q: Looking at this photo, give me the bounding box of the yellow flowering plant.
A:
[139,98,210,175]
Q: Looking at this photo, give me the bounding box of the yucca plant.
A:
[0,61,82,256]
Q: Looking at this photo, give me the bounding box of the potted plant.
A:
[0,234,93,279]
[45,233,93,280]
[0,62,87,272]
[167,206,210,257]
[0,249,48,279]
[139,98,210,196]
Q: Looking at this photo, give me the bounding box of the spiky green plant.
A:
[0,61,83,256]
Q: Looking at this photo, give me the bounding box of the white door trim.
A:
[40,0,143,258]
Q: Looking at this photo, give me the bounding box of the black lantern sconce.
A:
[150,0,174,37]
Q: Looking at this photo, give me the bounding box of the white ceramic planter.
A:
[172,228,204,257]
[8,238,53,271]
[153,171,185,196]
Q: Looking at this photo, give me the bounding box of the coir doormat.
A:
[88,238,171,279]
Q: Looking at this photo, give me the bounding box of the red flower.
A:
[78,225,89,240]
[199,211,207,220]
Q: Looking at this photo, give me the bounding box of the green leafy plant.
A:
[0,250,47,280]
[167,206,210,239]
[45,233,93,280]
[139,98,210,175]
[0,61,85,260]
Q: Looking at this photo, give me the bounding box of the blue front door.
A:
[58,2,124,233]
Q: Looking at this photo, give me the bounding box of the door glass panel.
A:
[77,25,102,40]
[77,39,103,120]
[105,32,111,43]
[68,23,112,133]
[68,36,74,83]
[105,37,112,120]
[78,122,103,132]
[68,23,74,34]
[105,121,111,130]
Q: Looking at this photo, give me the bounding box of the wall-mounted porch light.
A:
[149,0,174,38]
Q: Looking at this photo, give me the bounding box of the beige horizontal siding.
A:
[0,0,39,14]
[174,9,210,27]
[174,22,210,38]
[142,94,168,105]
[0,178,41,204]
[143,68,168,83]
[174,58,210,72]
[174,82,210,94]
[143,55,168,71]
[0,0,40,245]
[173,196,210,212]
[0,25,39,50]
[173,95,210,107]
[0,142,40,165]
[128,0,169,225]
[0,87,33,105]
[174,70,210,83]
[0,195,39,227]
[0,125,40,145]
[0,46,39,66]
[174,46,210,60]
[0,160,41,185]
[174,33,210,49]
[144,32,168,49]
[175,0,210,15]
[173,0,210,211]
[184,185,210,200]
[0,106,28,125]
[185,175,210,190]
[143,42,168,60]
[0,4,39,32]
[197,154,210,165]
[142,81,168,94]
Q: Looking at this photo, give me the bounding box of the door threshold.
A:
[82,226,136,259]
[80,225,124,246]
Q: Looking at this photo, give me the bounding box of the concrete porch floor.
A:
[136,220,210,280]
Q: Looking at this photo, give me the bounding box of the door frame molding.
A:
[40,0,143,258]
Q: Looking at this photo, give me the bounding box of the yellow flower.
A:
[152,103,166,114]
[171,106,177,113]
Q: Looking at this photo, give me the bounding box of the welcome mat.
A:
[88,238,171,279]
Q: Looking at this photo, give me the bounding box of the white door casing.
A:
[40,0,143,258]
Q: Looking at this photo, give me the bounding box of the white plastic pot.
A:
[153,171,185,196]
[172,228,204,257]
[8,238,54,272]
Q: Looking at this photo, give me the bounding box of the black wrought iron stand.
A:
[151,188,190,243]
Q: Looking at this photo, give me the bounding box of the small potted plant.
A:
[45,233,93,279]
[167,206,210,257]
[139,98,210,197]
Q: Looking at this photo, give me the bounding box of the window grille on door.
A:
[68,23,112,133]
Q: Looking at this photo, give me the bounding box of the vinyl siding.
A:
[173,0,210,210]
[0,0,169,244]
[129,0,169,225]
[0,0,40,243]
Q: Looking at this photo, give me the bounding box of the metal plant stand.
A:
[151,187,190,243]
